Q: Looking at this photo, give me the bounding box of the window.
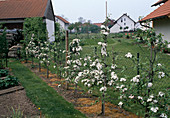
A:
[124,18,126,21]
[121,18,123,22]
[124,23,126,26]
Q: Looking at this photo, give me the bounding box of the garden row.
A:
[19,23,169,118]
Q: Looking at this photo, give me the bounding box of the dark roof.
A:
[141,0,170,21]
[151,0,168,7]
[0,0,48,20]
[55,16,70,24]
[116,13,136,24]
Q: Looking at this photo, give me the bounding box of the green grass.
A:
[9,61,86,118]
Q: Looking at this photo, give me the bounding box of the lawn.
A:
[9,60,86,118]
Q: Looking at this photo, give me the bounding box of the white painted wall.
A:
[110,14,136,33]
[55,17,68,30]
[110,23,122,33]
[154,18,170,42]
[117,15,135,31]
[46,19,55,42]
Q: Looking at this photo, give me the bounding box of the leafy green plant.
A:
[8,107,24,118]
[0,69,8,77]
[0,75,19,90]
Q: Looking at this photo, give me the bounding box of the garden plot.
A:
[21,60,140,118]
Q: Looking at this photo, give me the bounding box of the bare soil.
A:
[0,88,39,118]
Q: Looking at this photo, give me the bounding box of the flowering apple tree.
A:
[38,41,51,78]
[63,39,83,91]
[25,34,37,65]
[117,28,169,117]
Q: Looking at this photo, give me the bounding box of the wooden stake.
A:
[65,30,69,89]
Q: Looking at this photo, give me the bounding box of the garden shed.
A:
[140,0,170,43]
[0,0,55,42]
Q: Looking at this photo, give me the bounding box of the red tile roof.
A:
[0,0,48,19]
[93,23,103,27]
[141,0,170,21]
[55,16,69,24]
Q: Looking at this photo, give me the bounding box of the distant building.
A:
[110,13,136,33]
[140,0,170,42]
[0,0,55,42]
[55,16,70,30]
[93,23,103,27]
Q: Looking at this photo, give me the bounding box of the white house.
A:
[110,13,136,33]
[0,0,55,42]
[55,16,70,30]
[140,0,170,43]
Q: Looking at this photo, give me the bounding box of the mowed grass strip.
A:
[9,61,86,118]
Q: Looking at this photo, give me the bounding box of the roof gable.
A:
[116,13,136,23]
[0,0,48,20]
[141,0,170,21]
[55,16,70,24]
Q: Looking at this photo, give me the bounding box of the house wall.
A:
[110,23,122,33]
[55,18,68,30]
[46,19,55,42]
[117,15,135,32]
[154,18,170,42]
[110,14,136,33]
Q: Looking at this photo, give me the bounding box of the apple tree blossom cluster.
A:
[63,39,83,84]
[25,34,37,57]
[100,25,109,36]
[37,41,51,67]
[117,51,169,117]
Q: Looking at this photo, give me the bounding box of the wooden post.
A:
[65,30,69,66]
[106,0,107,18]
[65,30,69,89]
[137,53,139,75]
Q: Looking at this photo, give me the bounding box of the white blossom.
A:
[125,52,132,58]
[120,78,126,82]
[129,94,134,99]
[118,101,123,108]
[157,63,162,67]
[99,86,107,92]
[131,75,140,83]
[111,72,118,80]
[138,96,143,100]
[158,72,165,78]
[148,82,153,88]
[101,25,106,29]
[88,90,92,94]
[96,63,102,70]
[111,64,117,69]
[150,107,159,113]
[58,84,61,88]
[160,113,167,118]
[158,91,165,97]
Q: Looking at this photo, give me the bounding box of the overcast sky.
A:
[52,0,158,23]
